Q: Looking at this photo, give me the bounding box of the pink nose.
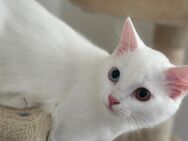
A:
[108,95,120,108]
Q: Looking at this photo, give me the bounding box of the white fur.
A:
[0,0,185,141]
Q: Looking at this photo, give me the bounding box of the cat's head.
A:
[99,18,188,130]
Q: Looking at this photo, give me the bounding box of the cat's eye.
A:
[134,87,151,101]
[108,67,120,83]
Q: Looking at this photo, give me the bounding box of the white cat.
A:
[0,0,187,141]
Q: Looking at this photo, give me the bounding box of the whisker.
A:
[132,111,148,128]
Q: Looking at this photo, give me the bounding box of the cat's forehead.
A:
[110,47,172,88]
[115,47,171,71]
[110,49,170,97]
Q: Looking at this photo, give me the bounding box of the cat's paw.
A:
[0,94,40,109]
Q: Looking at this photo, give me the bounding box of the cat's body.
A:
[0,1,120,140]
[0,0,109,109]
[0,0,188,141]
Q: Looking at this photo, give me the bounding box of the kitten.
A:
[0,0,187,141]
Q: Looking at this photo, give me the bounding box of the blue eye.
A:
[108,67,120,82]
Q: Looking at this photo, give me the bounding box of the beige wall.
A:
[38,0,188,140]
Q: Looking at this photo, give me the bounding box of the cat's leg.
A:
[0,92,41,109]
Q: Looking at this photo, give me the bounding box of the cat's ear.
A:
[166,66,188,99]
[113,17,145,56]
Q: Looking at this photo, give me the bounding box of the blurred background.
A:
[37,0,188,140]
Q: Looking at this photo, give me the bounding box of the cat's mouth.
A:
[108,95,120,111]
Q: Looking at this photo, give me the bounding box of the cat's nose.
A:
[108,95,120,108]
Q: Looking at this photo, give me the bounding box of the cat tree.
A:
[0,106,51,141]
[70,0,188,26]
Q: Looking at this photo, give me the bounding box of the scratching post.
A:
[0,106,51,141]
[153,24,188,65]
[71,0,188,25]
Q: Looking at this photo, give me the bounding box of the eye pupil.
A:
[139,89,148,98]
[111,70,120,79]
[108,67,120,82]
[134,88,151,101]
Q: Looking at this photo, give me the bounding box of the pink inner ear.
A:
[114,17,143,55]
[118,18,137,53]
[166,67,188,99]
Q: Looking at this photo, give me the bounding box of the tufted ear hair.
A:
[113,17,145,56]
[166,66,188,99]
